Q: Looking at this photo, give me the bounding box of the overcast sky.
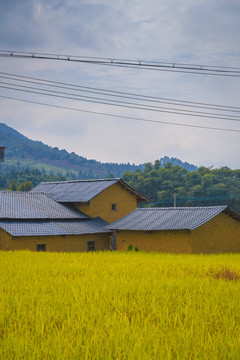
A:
[0,0,240,168]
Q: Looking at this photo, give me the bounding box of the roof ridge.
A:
[38,178,120,185]
[137,206,227,210]
[2,191,51,195]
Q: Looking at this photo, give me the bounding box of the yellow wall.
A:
[115,213,240,254]
[0,228,12,250]
[0,231,111,252]
[74,183,137,223]
[116,230,192,253]
[191,213,240,253]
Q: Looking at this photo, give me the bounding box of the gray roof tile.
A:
[31,178,150,203]
[54,218,111,235]
[31,179,120,202]
[0,217,111,237]
[0,191,88,219]
[106,206,230,231]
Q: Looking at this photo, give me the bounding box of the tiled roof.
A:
[31,179,120,202]
[0,218,111,237]
[54,218,111,235]
[31,178,150,203]
[106,206,231,231]
[0,191,88,219]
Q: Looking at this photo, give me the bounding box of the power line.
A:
[1,94,240,133]
[1,83,240,122]
[0,72,239,122]
[1,71,239,112]
[1,50,240,77]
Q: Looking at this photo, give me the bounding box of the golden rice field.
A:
[0,251,240,360]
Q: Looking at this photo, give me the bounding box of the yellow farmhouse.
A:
[0,179,148,252]
[107,206,240,254]
[0,178,240,253]
[31,178,149,223]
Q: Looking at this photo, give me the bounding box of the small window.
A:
[36,244,46,252]
[87,241,95,252]
[111,203,117,211]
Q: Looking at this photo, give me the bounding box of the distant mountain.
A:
[160,156,198,172]
[0,123,145,178]
[0,123,197,178]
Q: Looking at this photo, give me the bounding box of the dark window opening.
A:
[111,203,117,211]
[36,244,46,252]
[112,233,116,250]
[87,241,95,252]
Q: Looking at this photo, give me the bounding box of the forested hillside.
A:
[0,166,66,191]
[0,123,143,178]
[123,162,240,212]
[1,124,239,211]
[0,123,196,179]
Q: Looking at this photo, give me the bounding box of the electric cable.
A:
[0,72,240,122]
[1,94,240,133]
[1,71,239,112]
[1,50,240,77]
[1,83,240,122]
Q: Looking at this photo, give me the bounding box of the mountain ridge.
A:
[0,123,197,177]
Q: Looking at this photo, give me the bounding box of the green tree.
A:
[144,163,153,173]
[154,160,161,171]
[8,179,17,191]
[18,180,33,191]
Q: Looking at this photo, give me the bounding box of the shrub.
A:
[127,244,139,252]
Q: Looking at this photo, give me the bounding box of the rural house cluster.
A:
[0,178,240,253]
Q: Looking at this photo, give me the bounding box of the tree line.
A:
[0,166,66,191]
[122,161,240,212]
[0,165,114,191]
[2,160,240,213]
